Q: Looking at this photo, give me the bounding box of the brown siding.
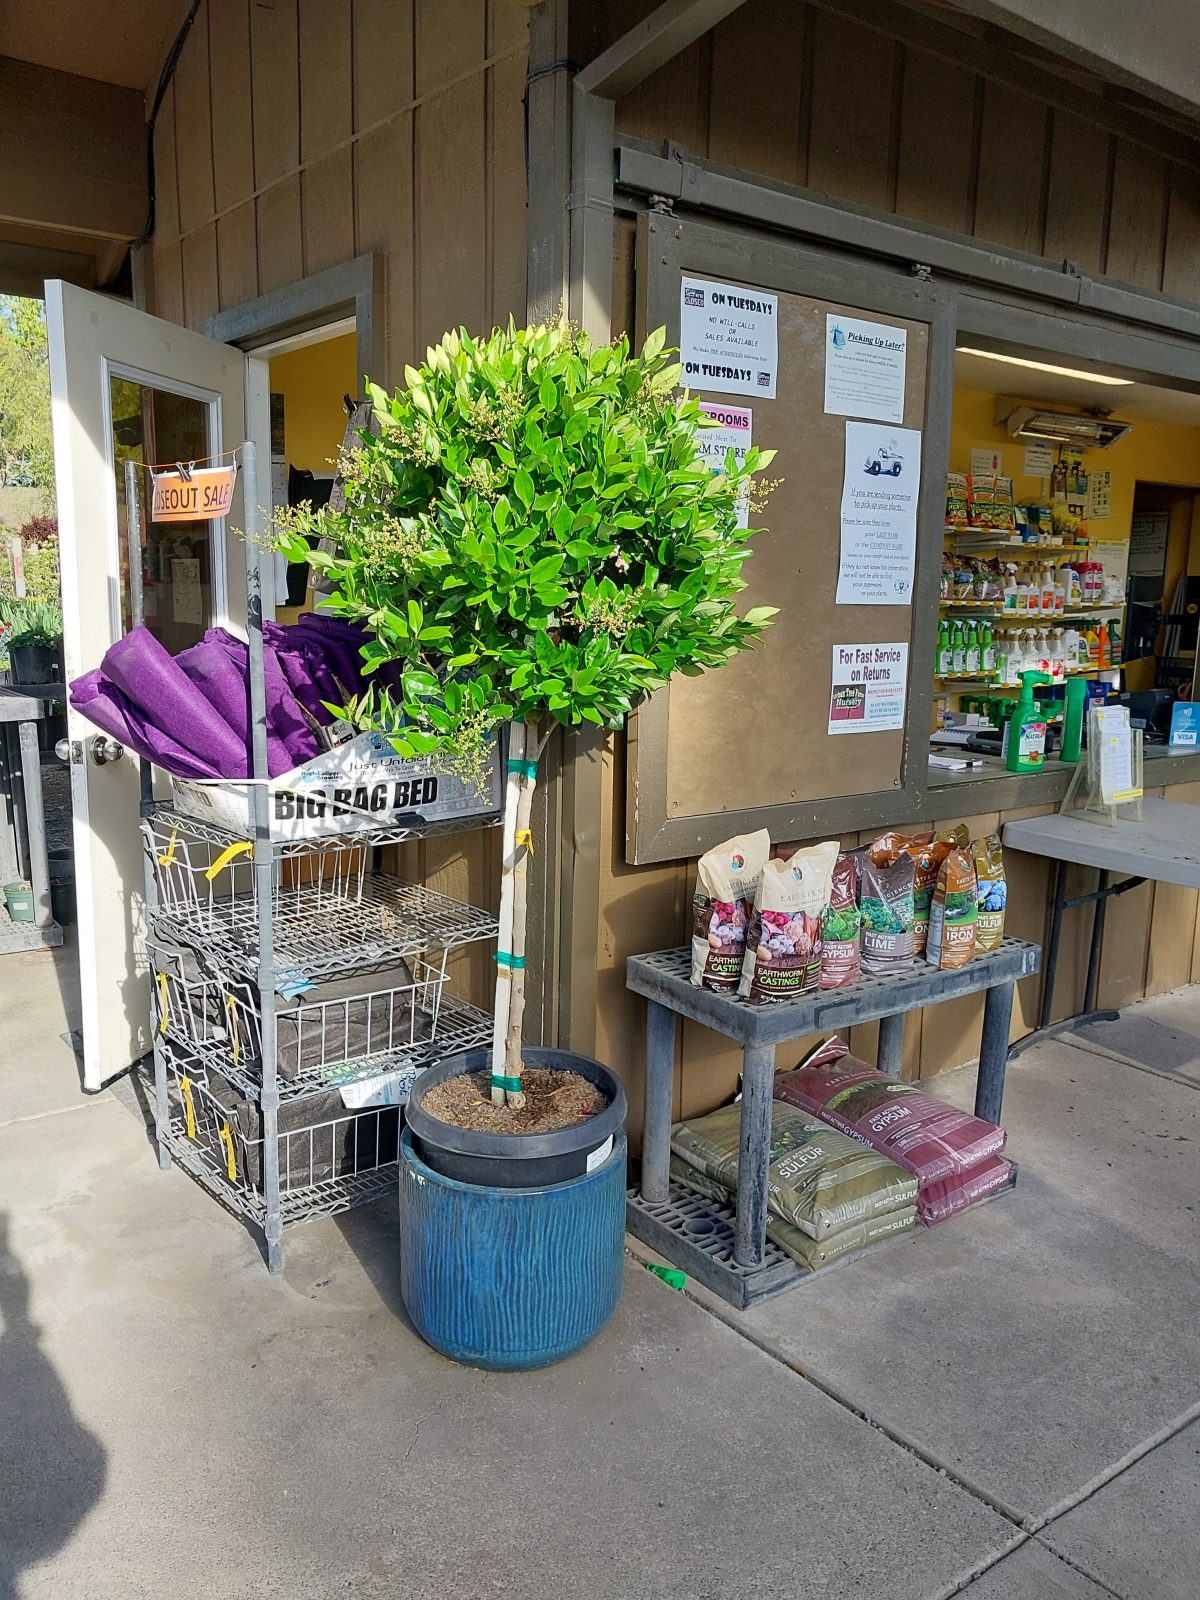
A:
[147,0,532,1020]
[149,0,530,383]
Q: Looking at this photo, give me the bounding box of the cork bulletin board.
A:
[627,214,955,864]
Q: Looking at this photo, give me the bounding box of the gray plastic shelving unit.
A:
[625,938,1040,1309]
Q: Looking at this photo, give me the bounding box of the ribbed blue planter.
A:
[398,1126,628,1370]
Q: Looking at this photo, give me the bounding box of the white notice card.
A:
[828,643,909,734]
[824,315,907,424]
[836,421,922,606]
[697,401,752,528]
[680,277,777,398]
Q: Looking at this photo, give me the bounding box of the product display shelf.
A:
[126,446,498,1273]
[940,600,1126,618]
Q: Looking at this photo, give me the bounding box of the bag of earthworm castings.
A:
[738,840,839,1002]
[818,851,862,990]
[926,846,978,969]
[973,834,1007,954]
[669,1156,916,1267]
[670,1099,917,1240]
[690,828,771,991]
[858,849,915,976]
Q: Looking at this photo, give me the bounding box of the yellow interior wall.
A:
[950,385,1200,544]
[268,332,358,476]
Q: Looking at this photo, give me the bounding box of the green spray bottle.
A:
[1059,675,1088,763]
[1004,671,1051,772]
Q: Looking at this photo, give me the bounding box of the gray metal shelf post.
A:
[241,440,285,1275]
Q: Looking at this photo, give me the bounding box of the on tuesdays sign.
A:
[151,464,237,523]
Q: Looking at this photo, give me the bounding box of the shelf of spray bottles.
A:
[939,600,1125,618]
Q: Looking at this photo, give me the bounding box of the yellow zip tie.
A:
[180,1075,197,1140]
[204,841,254,881]
[225,994,241,1064]
[515,828,534,855]
[157,826,179,867]
[156,972,169,1035]
[218,1123,237,1182]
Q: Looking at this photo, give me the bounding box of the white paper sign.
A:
[1023,439,1055,477]
[1089,469,1112,519]
[1129,510,1169,576]
[823,315,907,424]
[680,276,777,398]
[697,401,752,528]
[836,421,922,606]
[971,446,1004,477]
[828,643,909,734]
[171,557,203,624]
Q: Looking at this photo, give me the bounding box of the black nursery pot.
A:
[405,1046,627,1189]
[9,644,56,686]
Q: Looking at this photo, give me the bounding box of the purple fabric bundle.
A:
[69,616,378,780]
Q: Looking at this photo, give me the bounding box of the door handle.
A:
[55,738,81,765]
[89,735,125,766]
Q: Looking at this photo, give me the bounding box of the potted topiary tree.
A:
[275,318,775,1367]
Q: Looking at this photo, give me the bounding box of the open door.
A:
[46,281,258,1090]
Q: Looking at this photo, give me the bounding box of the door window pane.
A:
[111,376,215,652]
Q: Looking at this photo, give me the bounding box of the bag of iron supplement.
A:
[669,1156,916,1267]
[911,825,968,958]
[926,846,978,969]
[774,1036,1006,1190]
[819,852,861,990]
[690,828,771,991]
[858,849,915,977]
[739,840,838,1002]
[670,1099,917,1240]
[973,834,1007,954]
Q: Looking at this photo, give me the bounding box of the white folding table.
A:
[1003,799,1200,1052]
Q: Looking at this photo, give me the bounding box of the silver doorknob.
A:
[54,738,74,763]
[89,735,124,766]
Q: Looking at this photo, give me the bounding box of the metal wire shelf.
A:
[149,1046,402,1229]
[151,874,498,981]
[148,937,491,1101]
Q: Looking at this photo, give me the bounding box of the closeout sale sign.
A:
[150,464,237,523]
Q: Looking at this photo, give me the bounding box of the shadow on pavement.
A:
[0,1214,106,1600]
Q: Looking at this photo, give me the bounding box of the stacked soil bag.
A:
[670,1100,917,1271]
[773,1037,1012,1225]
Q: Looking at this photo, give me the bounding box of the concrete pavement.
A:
[2,941,1198,1598]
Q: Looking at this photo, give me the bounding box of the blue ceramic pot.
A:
[398,1126,627,1370]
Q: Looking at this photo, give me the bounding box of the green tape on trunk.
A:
[494,951,526,969]
[490,1074,523,1092]
[507,758,538,777]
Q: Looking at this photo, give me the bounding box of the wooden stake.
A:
[490,720,524,1107]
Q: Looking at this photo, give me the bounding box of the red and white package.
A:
[772,1036,1007,1224]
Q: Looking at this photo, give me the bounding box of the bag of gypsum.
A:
[858,848,916,976]
[669,1156,917,1268]
[926,845,978,969]
[690,828,772,991]
[738,840,838,1003]
[775,1037,1006,1184]
[819,851,861,990]
[670,1098,917,1239]
[910,826,968,959]
[973,834,1007,954]
[916,1155,1013,1225]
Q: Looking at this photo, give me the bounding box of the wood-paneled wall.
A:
[604,0,1200,301]
[148,0,530,385]
[147,0,532,1012]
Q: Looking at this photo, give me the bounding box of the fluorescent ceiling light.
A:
[955,347,1134,386]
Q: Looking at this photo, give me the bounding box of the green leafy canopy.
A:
[274,317,778,761]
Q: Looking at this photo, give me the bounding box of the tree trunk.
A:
[502,737,539,1111]
[490,721,524,1106]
